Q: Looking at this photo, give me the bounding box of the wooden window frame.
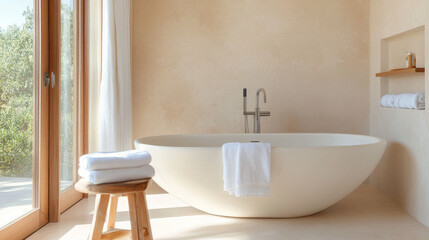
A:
[0,0,90,236]
[49,0,87,222]
[0,0,50,238]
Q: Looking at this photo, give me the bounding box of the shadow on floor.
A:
[115,206,205,221]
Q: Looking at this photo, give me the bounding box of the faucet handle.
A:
[260,111,270,117]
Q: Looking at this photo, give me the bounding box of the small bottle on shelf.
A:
[406,52,412,68]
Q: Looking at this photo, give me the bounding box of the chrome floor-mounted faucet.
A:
[243,88,271,133]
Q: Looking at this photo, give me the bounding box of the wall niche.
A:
[379,26,425,109]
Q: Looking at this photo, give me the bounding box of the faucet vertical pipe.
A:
[254,88,267,133]
[254,108,260,133]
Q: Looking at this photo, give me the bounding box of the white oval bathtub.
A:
[135,133,386,218]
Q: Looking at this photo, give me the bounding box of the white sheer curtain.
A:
[99,0,132,152]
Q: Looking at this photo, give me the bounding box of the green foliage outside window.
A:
[0,8,34,177]
[0,5,75,179]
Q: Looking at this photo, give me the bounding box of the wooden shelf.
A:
[376,67,425,77]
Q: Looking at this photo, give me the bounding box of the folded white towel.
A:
[79,150,151,170]
[380,93,425,110]
[78,165,155,184]
[380,94,395,108]
[222,142,271,197]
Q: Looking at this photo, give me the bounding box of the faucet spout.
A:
[256,88,267,108]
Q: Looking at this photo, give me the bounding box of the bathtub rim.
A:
[134,133,386,150]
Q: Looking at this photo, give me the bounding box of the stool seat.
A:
[75,178,153,240]
[75,178,151,195]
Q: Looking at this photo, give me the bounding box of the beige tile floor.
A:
[27,183,429,240]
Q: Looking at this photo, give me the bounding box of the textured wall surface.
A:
[126,0,429,229]
[131,0,370,138]
[369,0,429,227]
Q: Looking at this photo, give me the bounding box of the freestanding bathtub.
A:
[135,133,386,218]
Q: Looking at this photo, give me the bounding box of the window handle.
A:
[51,72,55,88]
[43,72,50,87]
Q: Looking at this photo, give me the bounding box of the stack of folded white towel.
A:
[78,150,155,184]
[380,92,425,110]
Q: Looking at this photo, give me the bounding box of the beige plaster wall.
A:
[369,0,429,227]
[131,0,370,138]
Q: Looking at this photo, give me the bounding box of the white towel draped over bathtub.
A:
[222,142,271,197]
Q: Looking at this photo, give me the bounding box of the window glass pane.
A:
[60,0,75,191]
[0,0,35,228]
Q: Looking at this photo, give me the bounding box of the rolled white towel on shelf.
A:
[380,94,395,108]
[417,92,425,104]
[396,93,425,109]
[380,92,425,110]
[78,165,155,184]
[417,92,425,109]
[79,150,151,170]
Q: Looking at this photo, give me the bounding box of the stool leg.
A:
[107,195,119,230]
[135,192,153,240]
[127,194,139,240]
[89,194,110,240]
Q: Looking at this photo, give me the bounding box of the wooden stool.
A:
[75,178,153,240]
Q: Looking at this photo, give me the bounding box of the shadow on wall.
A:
[269,110,302,133]
[282,111,302,133]
[377,142,416,206]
